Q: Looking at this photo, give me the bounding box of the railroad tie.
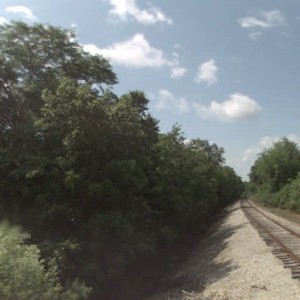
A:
[241,200,300,282]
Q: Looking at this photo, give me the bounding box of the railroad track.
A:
[241,200,300,280]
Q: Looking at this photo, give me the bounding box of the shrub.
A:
[0,221,91,300]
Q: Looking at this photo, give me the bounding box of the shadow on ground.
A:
[101,202,247,300]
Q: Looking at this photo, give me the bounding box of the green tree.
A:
[0,21,117,219]
[249,138,300,192]
[0,21,243,298]
[0,221,90,300]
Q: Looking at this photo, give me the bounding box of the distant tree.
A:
[249,138,300,192]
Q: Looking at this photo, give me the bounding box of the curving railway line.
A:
[241,200,300,280]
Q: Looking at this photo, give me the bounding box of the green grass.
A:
[253,199,300,226]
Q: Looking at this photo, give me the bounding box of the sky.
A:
[1,0,300,180]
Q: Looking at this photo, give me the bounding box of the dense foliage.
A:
[0,221,91,300]
[0,22,243,298]
[248,138,300,210]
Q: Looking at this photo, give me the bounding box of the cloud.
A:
[152,91,261,123]
[238,10,285,29]
[248,31,263,41]
[83,33,172,68]
[170,67,187,79]
[239,10,285,41]
[153,89,189,113]
[243,134,300,163]
[106,0,172,25]
[172,51,179,59]
[193,93,261,122]
[169,51,186,79]
[5,6,37,21]
[242,136,279,163]
[195,59,218,86]
[83,34,186,75]
[0,16,8,25]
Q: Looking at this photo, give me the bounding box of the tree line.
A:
[247,137,300,210]
[0,22,243,299]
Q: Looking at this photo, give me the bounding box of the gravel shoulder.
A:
[147,202,300,300]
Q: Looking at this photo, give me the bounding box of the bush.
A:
[274,175,300,210]
[0,221,91,300]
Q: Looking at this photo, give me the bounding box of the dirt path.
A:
[147,202,300,299]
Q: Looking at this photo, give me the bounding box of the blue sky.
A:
[1,0,300,180]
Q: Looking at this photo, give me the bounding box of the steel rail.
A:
[245,200,300,239]
[241,200,300,279]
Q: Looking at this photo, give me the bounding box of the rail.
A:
[241,200,300,279]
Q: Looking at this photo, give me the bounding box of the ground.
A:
[147,202,300,300]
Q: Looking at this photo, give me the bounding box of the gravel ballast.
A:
[148,202,300,299]
[199,202,300,299]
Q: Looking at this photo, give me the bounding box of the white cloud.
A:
[153,89,189,113]
[83,33,172,68]
[5,6,37,21]
[0,16,8,25]
[172,51,179,58]
[238,10,285,29]
[106,0,172,25]
[286,134,300,145]
[193,93,261,122]
[243,134,300,163]
[170,67,187,79]
[239,10,285,42]
[242,140,271,164]
[195,59,218,86]
[169,51,186,79]
[83,34,187,75]
[183,139,191,145]
[249,31,263,41]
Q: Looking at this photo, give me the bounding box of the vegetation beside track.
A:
[0,22,243,299]
[251,200,300,226]
[246,137,300,211]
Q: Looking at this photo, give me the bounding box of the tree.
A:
[0,21,243,298]
[249,138,300,192]
[189,139,225,167]
[0,20,117,207]
[0,221,90,300]
[0,22,119,296]
[0,22,117,90]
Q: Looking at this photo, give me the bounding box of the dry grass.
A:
[252,199,300,225]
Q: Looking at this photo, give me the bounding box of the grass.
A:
[252,199,300,226]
